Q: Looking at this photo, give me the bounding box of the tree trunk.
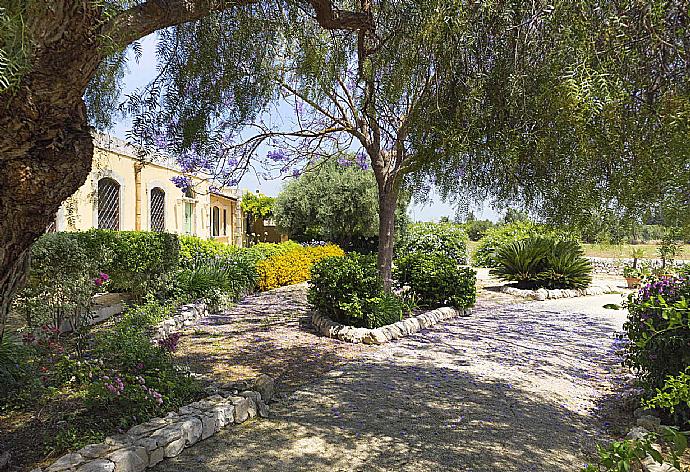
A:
[377,189,399,291]
[0,102,94,340]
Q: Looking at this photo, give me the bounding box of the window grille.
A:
[98,178,120,230]
[150,187,165,232]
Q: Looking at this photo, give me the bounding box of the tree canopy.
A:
[273,158,380,245]
[406,1,690,232]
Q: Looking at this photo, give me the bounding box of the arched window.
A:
[150,187,165,232]
[98,177,120,230]
[212,206,220,237]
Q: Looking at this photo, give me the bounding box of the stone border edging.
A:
[311,306,471,344]
[38,375,275,472]
[152,301,209,341]
[500,284,620,301]
[626,410,680,472]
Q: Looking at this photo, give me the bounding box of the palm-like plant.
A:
[491,237,593,290]
[490,238,551,288]
[539,240,592,289]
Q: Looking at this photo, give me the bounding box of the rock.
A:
[76,459,115,472]
[381,326,398,340]
[627,426,650,440]
[362,329,388,345]
[637,415,662,433]
[179,416,203,445]
[208,403,234,428]
[258,401,270,418]
[253,375,276,402]
[78,444,110,460]
[127,421,163,438]
[201,414,217,439]
[240,390,262,404]
[163,437,185,458]
[231,396,251,423]
[246,398,258,419]
[416,314,432,329]
[394,321,410,336]
[150,424,183,447]
[47,453,85,471]
[178,405,202,416]
[641,456,679,472]
[105,434,133,449]
[148,447,165,467]
[134,438,158,453]
[534,288,548,301]
[108,447,147,472]
[405,318,421,333]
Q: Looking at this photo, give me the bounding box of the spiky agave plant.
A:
[490,238,551,289]
[539,240,592,289]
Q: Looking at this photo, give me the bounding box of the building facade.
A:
[55,133,245,246]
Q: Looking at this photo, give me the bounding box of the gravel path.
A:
[155,290,629,472]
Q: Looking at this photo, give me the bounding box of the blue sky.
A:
[110,35,501,222]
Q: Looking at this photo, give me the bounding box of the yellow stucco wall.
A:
[57,134,243,245]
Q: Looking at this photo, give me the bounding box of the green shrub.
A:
[582,427,689,472]
[83,230,180,297]
[394,251,477,308]
[90,300,201,420]
[366,292,406,328]
[540,241,593,289]
[176,252,257,309]
[623,276,690,427]
[245,241,302,262]
[0,335,30,398]
[473,221,575,267]
[309,253,409,328]
[463,219,495,241]
[491,238,592,289]
[397,222,468,264]
[12,232,108,330]
[309,253,380,327]
[643,367,690,426]
[179,235,238,267]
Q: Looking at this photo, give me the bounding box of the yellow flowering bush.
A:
[256,244,345,291]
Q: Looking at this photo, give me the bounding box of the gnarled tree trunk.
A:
[0,1,103,339]
[372,151,401,292]
[0,101,95,339]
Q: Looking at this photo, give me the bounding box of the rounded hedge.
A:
[397,222,469,264]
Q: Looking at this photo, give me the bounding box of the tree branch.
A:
[106,0,371,50]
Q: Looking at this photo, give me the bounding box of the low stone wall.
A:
[152,301,209,341]
[39,375,275,472]
[588,257,689,275]
[311,306,471,345]
[500,284,620,301]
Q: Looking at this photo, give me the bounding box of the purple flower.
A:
[171,175,192,192]
[355,151,370,170]
[267,149,287,162]
[337,157,352,167]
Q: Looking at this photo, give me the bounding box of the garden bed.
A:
[310,306,471,344]
[36,375,275,472]
[499,283,622,301]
